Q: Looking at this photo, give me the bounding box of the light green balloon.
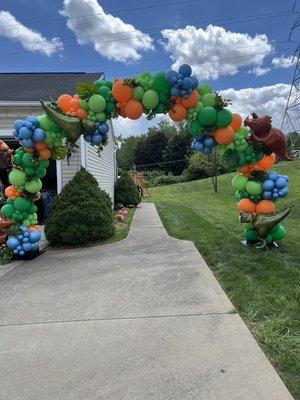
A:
[88,95,106,113]
[96,112,106,122]
[246,181,263,195]
[132,86,144,101]
[79,99,89,110]
[9,169,26,187]
[197,84,213,96]
[201,93,216,107]
[232,174,248,191]
[142,90,159,110]
[37,114,52,131]
[25,179,42,194]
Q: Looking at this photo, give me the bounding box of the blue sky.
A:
[0,0,299,135]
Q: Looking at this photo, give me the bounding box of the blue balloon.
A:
[166,70,178,84]
[19,251,25,256]
[269,172,279,181]
[181,90,187,97]
[84,134,92,143]
[17,245,22,251]
[14,119,24,131]
[190,76,199,89]
[22,242,32,252]
[22,237,29,243]
[263,191,273,200]
[177,79,183,85]
[13,130,19,138]
[273,192,279,199]
[203,147,211,154]
[29,231,41,243]
[273,188,278,193]
[32,128,46,142]
[183,77,192,89]
[27,116,38,126]
[283,175,289,182]
[204,136,215,148]
[92,134,103,145]
[275,177,287,189]
[19,127,32,139]
[97,122,109,134]
[177,73,183,79]
[262,179,274,191]
[23,231,30,237]
[171,87,180,96]
[21,138,35,148]
[31,243,39,251]
[279,187,288,197]
[17,235,23,241]
[195,142,204,152]
[13,249,19,255]
[7,237,20,250]
[179,64,192,77]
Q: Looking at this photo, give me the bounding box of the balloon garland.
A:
[0,64,293,257]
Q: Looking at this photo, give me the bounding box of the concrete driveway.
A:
[0,203,293,399]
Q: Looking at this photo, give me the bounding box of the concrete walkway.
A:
[0,203,293,399]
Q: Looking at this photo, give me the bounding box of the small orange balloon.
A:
[70,97,80,111]
[39,148,51,160]
[169,103,187,122]
[257,153,276,171]
[230,113,242,131]
[76,108,88,120]
[112,80,132,102]
[35,142,47,151]
[237,198,256,214]
[256,200,276,214]
[214,126,234,145]
[4,185,22,200]
[123,99,143,120]
[57,94,73,113]
[181,90,199,108]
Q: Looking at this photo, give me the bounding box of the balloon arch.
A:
[0,64,293,257]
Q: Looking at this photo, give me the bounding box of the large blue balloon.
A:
[14,120,24,131]
[19,127,32,139]
[262,179,274,191]
[7,237,20,250]
[178,64,192,77]
[32,128,46,142]
[29,231,41,243]
[166,70,178,84]
[22,242,33,252]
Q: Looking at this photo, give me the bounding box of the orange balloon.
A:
[181,90,199,108]
[35,141,47,151]
[4,185,22,200]
[169,103,187,122]
[76,108,88,120]
[237,198,256,213]
[57,94,73,112]
[39,149,51,160]
[112,80,132,102]
[123,99,143,120]
[257,153,275,171]
[214,126,234,145]
[28,225,39,231]
[70,97,80,111]
[256,200,276,215]
[230,113,242,131]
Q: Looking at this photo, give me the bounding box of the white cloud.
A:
[220,83,290,128]
[113,115,170,138]
[0,11,63,56]
[160,25,272,80]
[272,55,296,69]
[60,0,154,63]
[250,65,271,76]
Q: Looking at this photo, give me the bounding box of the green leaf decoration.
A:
[76,82,99,100]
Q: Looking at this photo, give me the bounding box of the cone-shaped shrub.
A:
[114,172,141,207]
[45,168,114,245]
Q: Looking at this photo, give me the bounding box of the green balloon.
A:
[9,169,26,187]
[270,224,286,241]
[35,168,46,179]
[197,84,213,96]
[39,160,49,168]
[158,92,168,105]
[188,120,202,136]
[132,86,144,101]
[96,112,106,122]
[152,72,170,92]
[201,93,216,107]
[37,114,52,131]
[194,102,204,113]
[25,179,42,194]
[198,106,217,126]
[154,103,166,114]
[105,102,116,114]
[232,174,248,191]
[142,90,159,110]
[22,153,35,168]
[79,99,89,110]
[244,228,258,241]
[1,204,15,219]
[45,131,54,148]
[246,181,263,195]
[14,197,31,212]
[216,109,233,128]
[24,167,35,177]
[236,127,249,138]
[88,94,106,113]
[29,204,38,214]
[99,86,110,98]
[13,154,23,166]
[237,152,247,167]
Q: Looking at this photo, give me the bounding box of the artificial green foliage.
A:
[45,168,114,245]
[114,172,141,207]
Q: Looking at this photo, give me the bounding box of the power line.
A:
[0,9,295,47]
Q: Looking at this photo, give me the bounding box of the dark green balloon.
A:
[198,106,217,126]
[244,228,258,241]
[152,72,170,92]
[188,120,202,136]
[98,86,110,98]
[216,109,233,128]
[270,224,286,241]
[1,204,15,219]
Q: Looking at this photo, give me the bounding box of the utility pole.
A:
[281,5,300,156]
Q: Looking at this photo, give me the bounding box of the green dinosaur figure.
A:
[41,101,83,142]
[240,205,294,248]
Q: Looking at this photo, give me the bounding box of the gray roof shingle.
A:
[0,72,103,101]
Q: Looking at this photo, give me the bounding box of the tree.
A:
[162,132,191,175]
[45,168,114,245]
[116,135,143,171]
[134,131,168,170]
[114,172,141,207]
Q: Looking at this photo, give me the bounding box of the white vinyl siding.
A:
[60,143,82,188]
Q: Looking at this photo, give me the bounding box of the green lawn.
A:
[145,160,300,398]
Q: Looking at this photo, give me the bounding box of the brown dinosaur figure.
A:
[244,113,292,161]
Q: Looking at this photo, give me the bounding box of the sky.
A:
[0,0,299,136]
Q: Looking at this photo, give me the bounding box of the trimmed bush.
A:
[45,168,114,245]
[114,172,141,207]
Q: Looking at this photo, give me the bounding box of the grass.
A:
[145,160,300,398]
[102,208,135,244]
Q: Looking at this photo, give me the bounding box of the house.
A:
[0,72,117,216]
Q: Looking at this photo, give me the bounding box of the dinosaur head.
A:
[244,114,272,136]
[239,212,255,224]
